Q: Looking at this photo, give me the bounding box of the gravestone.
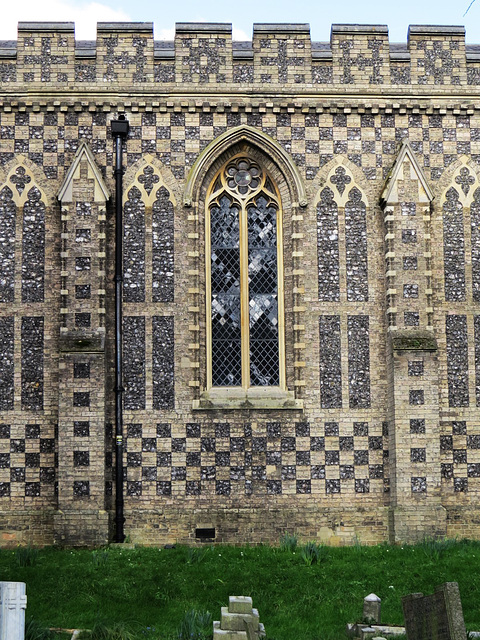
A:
[0,581,27,640]
[402,582,467,640]
[364,594,381,624]
[213,596,266,639]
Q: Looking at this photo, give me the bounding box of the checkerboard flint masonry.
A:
[0,21,480,546]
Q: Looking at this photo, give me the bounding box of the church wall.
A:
[0,22,479,545]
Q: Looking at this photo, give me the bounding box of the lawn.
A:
[2,538,480,639]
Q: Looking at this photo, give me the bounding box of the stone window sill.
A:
[192,387,303,411]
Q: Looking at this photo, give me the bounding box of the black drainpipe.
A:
[111,114,129,543]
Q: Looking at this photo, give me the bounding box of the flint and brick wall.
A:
[0,21,480,545]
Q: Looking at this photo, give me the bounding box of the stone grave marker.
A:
[401,582,467,640]
[364,593,381,624]
[0,581,27,640]
[213,596,266,639]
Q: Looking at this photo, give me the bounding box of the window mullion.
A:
[240,203,250,389]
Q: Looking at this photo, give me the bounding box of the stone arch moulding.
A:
[310,155,372,208]
[0,155,50,206]
[183,125,307,208]
[435,154,480,208]
[123,153,179,206]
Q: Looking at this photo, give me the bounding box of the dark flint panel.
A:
[348,315,371,409]
[443,187,466,302]
[0,317,14,410]
[152,316,174,410]
[319,316,342,408]
[317,188,340,301]
[345,187,368,301]
[152,187,174,302]
[0,186,16,302]
[446,314,469,407]
[123,316,146,410]
[22,187,45,303]
[471,189,480,302]
[124,186,145,303]
[21,316,44,410]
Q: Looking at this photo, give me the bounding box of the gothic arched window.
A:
[206,156,285,389]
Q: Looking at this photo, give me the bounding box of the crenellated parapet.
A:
[1,22,480,91]
[330,24,390,86]
[17,22,75,85]
[408,25,467,86]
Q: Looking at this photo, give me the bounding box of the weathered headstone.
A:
[364,594,381,624]
[213,596,265,639]
[402,582,467,640]
[0,581,27,640]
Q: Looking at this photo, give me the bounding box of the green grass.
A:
[2,539,480,639]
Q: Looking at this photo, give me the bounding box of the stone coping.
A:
[408,24,466,36]
[97,22,154,32]
[253,23,310,33]
[175,22,232,33]
[331,24,389,35]
[18,22,74,32]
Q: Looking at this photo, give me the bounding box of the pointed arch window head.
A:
[207,156,285,390]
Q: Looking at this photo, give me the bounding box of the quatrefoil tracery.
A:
[209,157,279,213]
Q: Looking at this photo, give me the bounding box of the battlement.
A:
[0,21,479,91]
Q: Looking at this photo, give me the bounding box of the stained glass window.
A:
[207,157,283,388]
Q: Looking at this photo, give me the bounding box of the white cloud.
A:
[232,26,249,41]
[1,0,130,40]
[155,27,175,40]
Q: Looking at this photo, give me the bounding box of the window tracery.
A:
[316,163,369,303]
[123,161,175,304]
[0,163,47,304]
[440,163,480,303]
[206,156,284,389]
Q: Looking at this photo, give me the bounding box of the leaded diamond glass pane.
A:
[248,195,279,386]
[211,195,241,386]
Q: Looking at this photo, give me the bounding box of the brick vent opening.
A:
[195,527,215,541]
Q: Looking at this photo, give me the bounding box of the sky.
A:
[1,0,480,43]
